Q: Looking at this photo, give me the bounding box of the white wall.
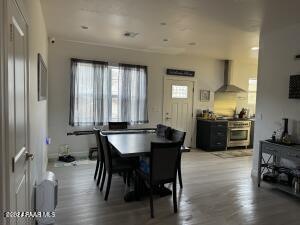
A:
[24,0,48,200]
[252,23,300,176]
[48,40,225,157]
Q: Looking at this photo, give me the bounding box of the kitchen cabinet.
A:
[196,119,228,150]
[249,120,255,148]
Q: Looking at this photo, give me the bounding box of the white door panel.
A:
[163,79,194,146]
[7,0,30,224]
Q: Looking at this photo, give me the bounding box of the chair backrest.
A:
[93,128,104,160]
[156,124,172,138]
[150,142,181,184]
[168,129,186,146]
[108,122,128,130]
[99,133,113,172]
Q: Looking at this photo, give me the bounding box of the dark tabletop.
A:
[107,133,171,157]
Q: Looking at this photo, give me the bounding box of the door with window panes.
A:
[163,79,194,146]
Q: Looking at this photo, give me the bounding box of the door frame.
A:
[162,75,196,145]
[1,0,8,223]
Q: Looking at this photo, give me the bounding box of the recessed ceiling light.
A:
[124,32,139,38]
[81,26,89,30]
[160,22,167,26]
[163,38,168,42]
[251,46,259,51]
[189,42,196,46]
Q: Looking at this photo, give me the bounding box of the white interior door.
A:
[163,79,194,146]
[7,0,31,224]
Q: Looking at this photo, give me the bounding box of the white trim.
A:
[0,0,6,224]
[251,169,258,178]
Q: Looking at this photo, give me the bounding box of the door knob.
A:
[25,152,34,160]
[165,117,172,120]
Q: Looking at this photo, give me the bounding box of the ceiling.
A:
[41,0,300,63]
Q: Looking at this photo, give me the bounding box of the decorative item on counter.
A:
[202,110,209,119]
[196,109,202,118]
[233,108,238,119]
[199,109,216,120]
[272,131,276,142]
[275,128,283,142]
[269,118,295,145]
[282,134,292,145]
[238,108,247,118]
[281,118,289,141]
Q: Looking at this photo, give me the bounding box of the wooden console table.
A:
[258,140,300,196]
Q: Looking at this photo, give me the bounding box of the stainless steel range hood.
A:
[215,60,246,93]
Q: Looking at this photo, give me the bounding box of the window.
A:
[110,66,120,121]
[172,85,188,99]
[248,78,257,105]
[69,59,148,126]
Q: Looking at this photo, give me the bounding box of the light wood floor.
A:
[49,150,300,225]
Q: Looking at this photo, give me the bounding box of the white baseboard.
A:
[251,168,258,178]
[48,151,88,161]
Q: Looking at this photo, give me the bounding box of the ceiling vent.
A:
[124,32,139,38]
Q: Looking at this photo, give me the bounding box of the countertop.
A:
[197,117,255,122]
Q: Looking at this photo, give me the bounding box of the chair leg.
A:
[178,165,183,189]
[94,159,100,180]
[123,172,127,184]
[134,173,139,200]
[149,185,154,218]
[97,161,104,186]
[173,181,178,213]
[104,173,112,201]
[178,153,183,188]
[100,168,106,191]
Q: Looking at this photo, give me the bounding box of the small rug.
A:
[211,149,253,159]
[52,159,96,168]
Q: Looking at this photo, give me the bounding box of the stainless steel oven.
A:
[227,121,251,148]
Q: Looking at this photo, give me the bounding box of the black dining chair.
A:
[136,141,181,218]
[108,122,128,130]
[168,129,186,189]
[99,132,136,201]
[94,128,122,187]
[156,124,172,138]
[93,128,105,186]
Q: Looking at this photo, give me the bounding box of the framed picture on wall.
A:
[200,90,210,102]
[38,53,47,101]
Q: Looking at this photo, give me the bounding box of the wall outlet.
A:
[46,137,51,145]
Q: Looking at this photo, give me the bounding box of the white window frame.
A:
[248,78,257,105]
[110,65,120,121]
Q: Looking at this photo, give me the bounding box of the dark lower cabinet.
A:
[196,119,228,150]
[249,120,255,148]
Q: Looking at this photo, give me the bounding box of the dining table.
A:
[107,132,172,157]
